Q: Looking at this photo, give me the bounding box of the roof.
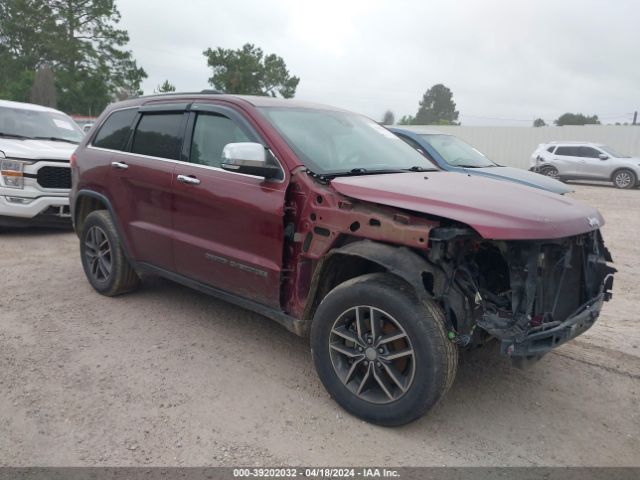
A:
[389,126,454,136]
[546,140,605,146]
[118,92,346,112]
[0,99,65,115]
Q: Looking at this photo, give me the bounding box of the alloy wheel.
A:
[614,171,632,188]
[84,226,112,282]
[542,166,559,179]
[329,305,416,404]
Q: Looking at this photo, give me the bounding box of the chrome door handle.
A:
[111,161,128,169]
[177,174,201,185]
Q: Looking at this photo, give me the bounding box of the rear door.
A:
[108,105,188,271]
[171,103,287,308]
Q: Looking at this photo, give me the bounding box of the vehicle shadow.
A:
[0,225,74,236]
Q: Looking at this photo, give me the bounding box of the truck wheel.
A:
[310,273,457,426]
[80,210,140,296]
[612,169,636,189]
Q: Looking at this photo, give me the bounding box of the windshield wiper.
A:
[0,132,33,140]
[325,167,407,177]
[32,136,80,144]
[404,165,436,172]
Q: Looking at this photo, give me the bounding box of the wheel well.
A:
[74,195,108,236]
[611,167,636,181]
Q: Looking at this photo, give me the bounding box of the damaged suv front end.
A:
[427,227,615,360]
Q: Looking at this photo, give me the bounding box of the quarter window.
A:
[93,109,138,151]
[190,114,251,168]
[131,113,185,160]
[546,146,556,153]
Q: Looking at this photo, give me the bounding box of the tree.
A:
[155,80,176,93]
[398,115,415,125]
[29,65,57,107]
[203,43,300,98]
[0,0,146,114]
[533,118,547,127]
[414,84,459,125]
[50,0,146,114]
[0,0,60,101]
[381,110,395,125]
[554,113,600,126]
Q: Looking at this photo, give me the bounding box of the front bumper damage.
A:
[499,289,607,357]
[429,229,615,359]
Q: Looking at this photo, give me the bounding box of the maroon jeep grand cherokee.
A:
[70,93,615,426]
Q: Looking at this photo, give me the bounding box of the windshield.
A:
[599,145,630,158]
[420,134,497,168]
[0,106,83,143]
[258,107,437,175]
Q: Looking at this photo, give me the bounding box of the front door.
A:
[171,106,287,308]
[578,146,612,180]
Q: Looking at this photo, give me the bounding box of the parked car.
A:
[70,93,615,426]
[531,141,640,189]
[0,99,83,228]
[391,128,572,194]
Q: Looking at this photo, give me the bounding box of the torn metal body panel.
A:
[283,169,615,358]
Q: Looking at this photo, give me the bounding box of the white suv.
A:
[530,141,640,189]
[0,100,83,228]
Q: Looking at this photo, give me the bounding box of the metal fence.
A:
[399,125,640,169]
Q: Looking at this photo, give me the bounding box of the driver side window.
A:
[190,113,251,168]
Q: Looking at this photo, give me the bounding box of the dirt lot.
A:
[1,183,639,467]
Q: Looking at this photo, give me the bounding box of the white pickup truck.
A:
[0,99,83,228]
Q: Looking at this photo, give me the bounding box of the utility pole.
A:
[633,111,637,126]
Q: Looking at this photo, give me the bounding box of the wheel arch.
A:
[73,190,133,261]
[610,167,637,182]
[301,240,453,335]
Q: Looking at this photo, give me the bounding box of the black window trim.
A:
[87,102,286,182]
[182,103,285,182]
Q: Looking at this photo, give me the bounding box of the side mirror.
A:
[221,142,281,179]
[598,154,609,160]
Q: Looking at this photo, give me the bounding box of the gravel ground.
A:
[1,182,638,467]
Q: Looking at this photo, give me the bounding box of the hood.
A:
[0,139,77,161]
[470,165,573,195]
[330,171,603,240]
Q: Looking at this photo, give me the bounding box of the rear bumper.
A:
[500,292,606,357]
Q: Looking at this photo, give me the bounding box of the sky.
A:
[117,0,640,126]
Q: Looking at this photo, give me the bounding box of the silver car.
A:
[531,142,640,189]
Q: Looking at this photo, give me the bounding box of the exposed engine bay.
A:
[427,228,616,357]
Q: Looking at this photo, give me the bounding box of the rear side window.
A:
[546,146,555,153]
[93,109,137,151]
[132,113,185,160]
[555,146,580,156]
[190,114,251,168]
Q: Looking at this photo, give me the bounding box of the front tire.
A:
[80,210,140,296]
[539,165,560,180]
[612,169,636,189]
[310,273,457,426]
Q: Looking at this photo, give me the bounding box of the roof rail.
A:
[200,89,224,94]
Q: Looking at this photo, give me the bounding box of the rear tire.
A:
[612,169,636,189]
[310,273,457,426]
[80,210,140,296]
